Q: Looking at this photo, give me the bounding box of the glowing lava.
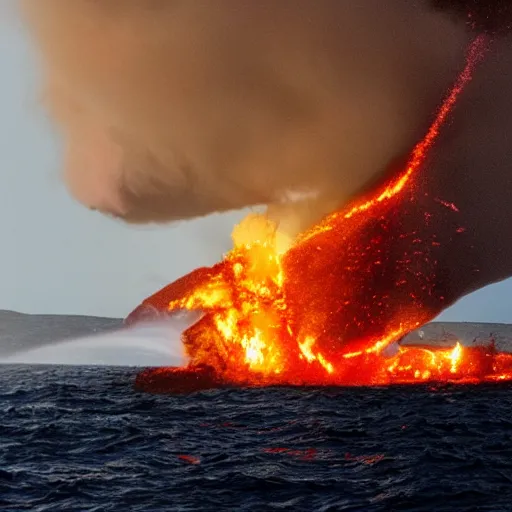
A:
[135,340,512,393]
[130,35,512,393]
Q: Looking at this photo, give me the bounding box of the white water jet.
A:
[1,311,202,367]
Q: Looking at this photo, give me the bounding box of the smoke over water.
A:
[19,0,476,235]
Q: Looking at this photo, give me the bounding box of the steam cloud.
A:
[19,0,476,235]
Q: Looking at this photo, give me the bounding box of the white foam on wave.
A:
[1,312,202,367]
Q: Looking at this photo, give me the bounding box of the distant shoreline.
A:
[1,309,509,326]
[1,310,511,356]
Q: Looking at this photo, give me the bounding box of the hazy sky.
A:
[1,7,511,323]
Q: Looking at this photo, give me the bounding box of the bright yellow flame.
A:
[299,336,316,363]
[449,342,463,373]
[343,351,363,359]
[242,329,266,368]
[297,336,334,374]
[318,354,334,374]
[172,214,291,378]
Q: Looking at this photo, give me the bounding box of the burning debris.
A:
[130,36,512,393]
[135,341,512,393]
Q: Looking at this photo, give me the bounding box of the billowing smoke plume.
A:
[19,0,473,235]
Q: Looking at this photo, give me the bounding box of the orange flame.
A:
[132,36,512,393]
[299,34,489,242]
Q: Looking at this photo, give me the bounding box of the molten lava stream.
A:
[130,35,512,394]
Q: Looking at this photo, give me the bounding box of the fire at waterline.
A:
[128,36,512,393]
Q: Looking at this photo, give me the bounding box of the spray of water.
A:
[1,312,201,366]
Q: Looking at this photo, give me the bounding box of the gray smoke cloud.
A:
[19,0,473,236]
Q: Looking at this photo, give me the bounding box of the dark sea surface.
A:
[1,365,512,511]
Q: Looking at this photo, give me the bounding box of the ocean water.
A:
[1,364,512,512]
